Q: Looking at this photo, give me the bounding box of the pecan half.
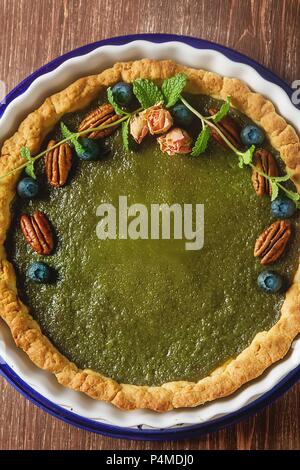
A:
[45,140,73,187]
[252,149,279,197]
[78,103,119,139]
[20,211,54,255]
[254,220,291,265]
[208,107,242,149]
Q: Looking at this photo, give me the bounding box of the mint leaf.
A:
[133,79,163,109]
[21,146,36,179]
[191,126,211,157]
[60,122,77,142]
[238,145,255,168]
[20,146,31,160]
[162,73,187,108]
[272,174,291,183]
[25,162,35,179]
[212,96,231,123]
[270,181,279,201]
[243,145,255,164]
[121,119,130,151]
[271,174,293,201]
[60,122,86,155]
[107,87,127,115]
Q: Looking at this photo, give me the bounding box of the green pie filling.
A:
[8,95,300,386]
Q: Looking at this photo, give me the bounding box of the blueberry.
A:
[17,177,39,199]
[257,270,283,294]
[111,82,134,107]
[76,138,108,161]
[27,262,52,284]
[241,125,264,146]
[172,104,193,128]
[271,196,296,219]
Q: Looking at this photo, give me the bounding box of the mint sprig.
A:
[180,94,300,207]
[107,87,128,115]
[162,73,187,108]
[191,126,211,157]
[132,73,187,109]
[0,107,136,182]
[21,147,36,179]
[133,79,163,109]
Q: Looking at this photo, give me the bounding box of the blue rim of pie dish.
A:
[0,34,299,441]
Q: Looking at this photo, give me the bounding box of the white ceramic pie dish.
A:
[0,36,300,431]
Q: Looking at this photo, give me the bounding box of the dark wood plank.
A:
[0,0,299,450]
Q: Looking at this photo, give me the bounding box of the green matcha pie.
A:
[1,59,300,412]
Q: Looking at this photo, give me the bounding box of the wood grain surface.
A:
[0,0,300,451]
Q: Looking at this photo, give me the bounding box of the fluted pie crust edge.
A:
[0,59,300,412]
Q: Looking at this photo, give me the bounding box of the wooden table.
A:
[0,0,299,450]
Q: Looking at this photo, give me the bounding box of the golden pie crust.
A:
[0,59,300,412]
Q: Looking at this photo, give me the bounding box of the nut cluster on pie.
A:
[0,59,300,412]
